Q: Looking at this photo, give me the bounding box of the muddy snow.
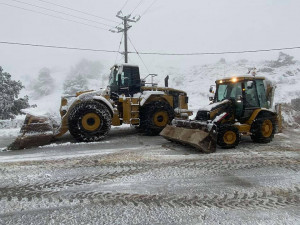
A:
[0,126,299,225]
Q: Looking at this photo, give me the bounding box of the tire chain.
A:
[139,101,175,135]
[68,101,111,142]
[1,155,299,200]
[1,185,299,211]
[250,114,277,143]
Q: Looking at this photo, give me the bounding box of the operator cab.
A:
[213,76,270,120]
[109,64,141,97]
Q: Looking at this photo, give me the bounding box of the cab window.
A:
[109,67,118,85]
[121,66,140,86]
[256,79,268,108]
[217,83,242,102]
[244,81,259,108]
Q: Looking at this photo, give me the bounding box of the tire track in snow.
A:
[1,186,299,211]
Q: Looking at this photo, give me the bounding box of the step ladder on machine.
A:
[130,98,140,126]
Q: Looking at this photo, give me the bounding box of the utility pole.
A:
[123,16,128,63]
[110,11,140,63]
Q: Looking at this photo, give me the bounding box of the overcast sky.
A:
[1,0,300,78]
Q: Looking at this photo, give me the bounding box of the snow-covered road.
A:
[0,127,299,224]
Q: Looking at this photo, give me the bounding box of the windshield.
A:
[217,82,242,102]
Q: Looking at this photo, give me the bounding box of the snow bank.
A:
[0,115,25,129]
[281,103,300,128]
[0,128,20,137]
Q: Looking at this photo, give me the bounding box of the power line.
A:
[141,0,158,16]
[115,34,124,64]
[1,41,300,56]
[128,36,150,73]
[130,0,144,15]
[120,0,130,11]
[34,0,118,24]
[0,3,110,31]
[9,0,115,28]
[134,46,300,56]
[0,41,119,53]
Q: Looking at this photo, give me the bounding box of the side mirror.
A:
[209,85,216,93]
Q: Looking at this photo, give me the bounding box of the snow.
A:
[140,91,165,106]
[40,140,112,148]
[200,100,230,111]
[93,96,115,112]
[0,127,299,224]
[2,34,300,225]
[0,115,25,129]
[0,128,21,137]
[113,63,139,68]
[212,112,227,123]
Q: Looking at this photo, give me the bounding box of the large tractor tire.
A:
[250,116,276,143]
[68,101,112,142]
[140,101,175,135]
[217,124,240,148]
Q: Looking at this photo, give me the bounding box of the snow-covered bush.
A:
[31,67,55,98]
[0,67,30,120]
[237,59,248,66]
[63,59,106,95]
[69,59,104,79]
[63,74,88,95]
[268,52,296,68]
[259,67,274,73]
[218,58,226,64]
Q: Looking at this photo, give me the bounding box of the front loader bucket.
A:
[160,125,217,153]
[8,114,54,150]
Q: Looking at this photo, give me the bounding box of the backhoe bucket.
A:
[160,125,217,153]
[8,114,54,150]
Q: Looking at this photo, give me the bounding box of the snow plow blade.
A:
[160,124,217,153]
[8,114,54,150]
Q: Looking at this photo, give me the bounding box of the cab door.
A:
[242,80,260,120]
[118,66,141,96]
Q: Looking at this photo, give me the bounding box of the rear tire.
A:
[251,117,276,143]
[217,125,240,148]
[68,101,111,142]
[140,101,174,135]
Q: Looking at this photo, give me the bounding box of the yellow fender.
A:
[246,109,277,126]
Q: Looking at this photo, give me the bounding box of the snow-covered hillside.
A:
[156,54,300,110]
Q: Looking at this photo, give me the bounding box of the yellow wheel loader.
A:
[160,75,280,153]
[8,64,192,150]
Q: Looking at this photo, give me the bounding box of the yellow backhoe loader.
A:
[160,75,281,153]
[8,64,192,150]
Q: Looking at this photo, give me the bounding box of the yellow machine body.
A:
[161,75,281,153]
